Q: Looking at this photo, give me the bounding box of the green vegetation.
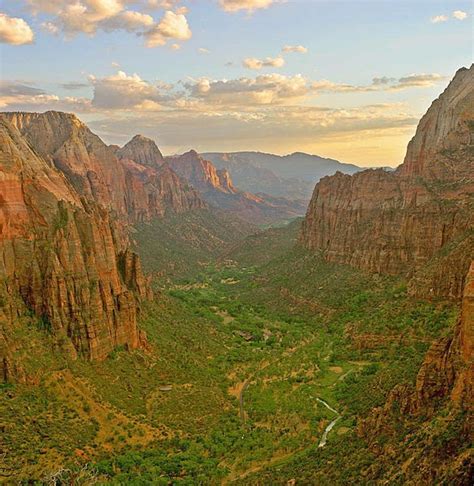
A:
[1,220,461,484]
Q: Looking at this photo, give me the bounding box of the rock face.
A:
[0,117,148,371]
[167,150,306,224]
[301,66,474,482]
[117,134,164,169]
[2,112,205,223]
[301,66,474,299]
[0,112,208,373]
[358,263,473,483]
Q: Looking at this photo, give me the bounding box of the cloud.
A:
[0,80,90,111]
[312,73,445,93]
[219,0,275,13]
[198,47,210,54]
[453,10,467,20]
[26,1,192,48]
[101,10,154,32]
[0,13,35,45]
[185,73,308,105]
[394,73,444,89]
[282,45,308,53]
[144,10,192,47]
[89,70,170,109]
[431,10,468,23]
[243,56,285,69]
[61,82,90,90]
[41,21,59,34]
[431,14,448,23]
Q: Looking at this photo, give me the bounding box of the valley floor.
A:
[1,222,468,484]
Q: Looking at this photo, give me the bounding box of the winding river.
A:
[316,398,341,447]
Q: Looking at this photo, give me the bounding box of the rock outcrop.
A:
[2,112,205,224]
[117,134,164,168]
[357,263,473,484]
[301,66,474,299]
[0,117,148,371]
[167,150,306,224]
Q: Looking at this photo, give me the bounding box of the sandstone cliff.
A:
[301,66,474,299]
[167,150,306,224]
[0,117,148,375]
[2,112,205,223]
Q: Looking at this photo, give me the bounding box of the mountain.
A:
[202,152,314,199]
[3,112,205,223]
[0,115,149,373]
[0,111,212,372]
[166,150,306,225]
[203,151,362,199]
[116,134,164,168]
[301,66,474,300]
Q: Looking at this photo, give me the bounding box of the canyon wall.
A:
[0,117,149,377]
[301,66,474,300]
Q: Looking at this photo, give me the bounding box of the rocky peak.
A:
[301,66,474,299]
[398,64,474,179]
[117,134,164,168]
[166,150,237,195]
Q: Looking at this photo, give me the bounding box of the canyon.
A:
[0,66,472,484]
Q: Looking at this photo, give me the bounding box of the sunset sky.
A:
[0,0,472,166]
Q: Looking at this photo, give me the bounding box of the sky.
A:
[0,0,472,167]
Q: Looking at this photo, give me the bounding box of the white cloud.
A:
[41,21,60,34]
[144,10,192,47]
[102,10,154,32]
[170,43,181,50]
[431,14,448,23]
[0,13,35,45]
[243,56,285,69]
[452,10,467,20]
[198,47,210,54]
[219,0,275,13]
[26,0,192,48]
[185,73,308,105]
[312,73,445,93]
[89,70,170,109]
[282,45,308,53]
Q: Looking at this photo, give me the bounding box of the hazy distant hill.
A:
[203,151,362,199]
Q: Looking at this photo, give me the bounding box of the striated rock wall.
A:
[2,111,206,224]
[301,66,474,299]
[0,117,147,370]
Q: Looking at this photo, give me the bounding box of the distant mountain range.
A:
[203,151,362,200]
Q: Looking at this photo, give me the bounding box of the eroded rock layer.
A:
[301,66,474,299]
[0,117,148,368]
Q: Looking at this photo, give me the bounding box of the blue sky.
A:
[0,0,472,166]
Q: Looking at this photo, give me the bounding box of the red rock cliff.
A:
[300,66,474,299]
[0,116,150,373]
[167,150,306,224]
[2,112,206,223]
